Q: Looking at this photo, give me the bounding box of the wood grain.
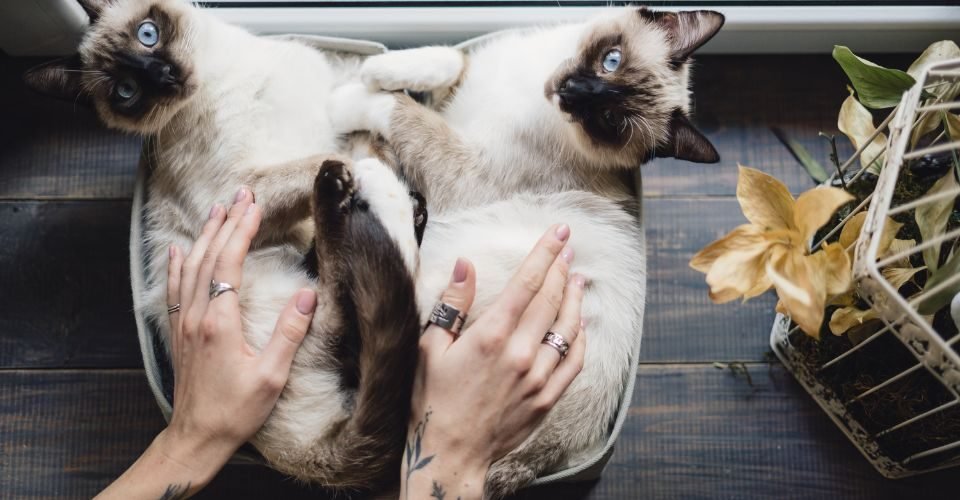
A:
[3,367,957,499]
[0,198,773,368]
[0,201,140,368]
[644,54,914,197]
[0,56,140,200]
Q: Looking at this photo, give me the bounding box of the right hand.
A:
[402,224,587,498]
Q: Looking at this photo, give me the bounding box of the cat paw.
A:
[314,158,355,213]
[484,461,536,500]
[328,83,396,137]
[361,47,464,92]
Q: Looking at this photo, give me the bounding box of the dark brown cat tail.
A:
[301,160,421,490]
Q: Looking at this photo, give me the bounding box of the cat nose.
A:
[557,76,602,107]
[147,61,178,88]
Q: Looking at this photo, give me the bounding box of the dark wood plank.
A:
[0,197,772,369]
[643,197,778,363]
[0,55,140,200]
[0,201,140,368]
[5,366,957,499]
[644,54,914,197]
[520,364,960,500]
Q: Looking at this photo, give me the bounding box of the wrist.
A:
[154,425,237,487]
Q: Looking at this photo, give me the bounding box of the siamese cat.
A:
[24,0,425,489]
[330,7,723,496]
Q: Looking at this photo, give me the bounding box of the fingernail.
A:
[296,289,317,315]
[245,203,256,216]
[453,258,468,283]
[555,224,570,241]
[562,247,575,263]
[574,274,586,289]
[208,204,221,220]
[234,186,248,203]
[169,245,176,259]
[580,318,588,330]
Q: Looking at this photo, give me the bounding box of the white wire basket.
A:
[772,57,960,478]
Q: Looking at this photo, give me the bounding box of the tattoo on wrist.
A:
[158,483,190,500]
[405,409,435,498]
[431,480,462,500]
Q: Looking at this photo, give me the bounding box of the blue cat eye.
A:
[137,21,159,47]
[602,49,622,73]
[116,78,138,100]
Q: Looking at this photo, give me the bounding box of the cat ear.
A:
[639,9,725,62]
[77,0,112,22]
[656,111,720,164]
[23,55,90,104]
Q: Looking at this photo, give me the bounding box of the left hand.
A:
[164,187,318,476]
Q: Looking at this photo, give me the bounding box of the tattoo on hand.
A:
[158,482,190,500]
[405,409,435,497]
[431,480,462,500]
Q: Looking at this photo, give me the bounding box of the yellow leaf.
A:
[767,249,827,339]
[689,224,765,273]
[839,212,867,252]
[946,113,960,141]
[811,242,853,296]
[794,187,854,243]
[907,40,960,80]
[885,238,916,267]
[838,94,887,174]
[736,165,795,232]
[916,170,960,271]
[882,266,926,290]
[829,306,879,336]
[704,238,774,304]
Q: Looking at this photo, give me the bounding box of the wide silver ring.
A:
[428,301,466,335]
[541,331,570,359]
[209,279,238,300]
[167,303,181,314]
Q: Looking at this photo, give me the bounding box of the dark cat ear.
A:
[656,111,720,164]
[77,0,112,22]
[638,9,725,62]
[23,55,90,104]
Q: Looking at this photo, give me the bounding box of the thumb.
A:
[421,258,476,358]
[261,288,316,373]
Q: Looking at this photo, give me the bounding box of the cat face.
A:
[24,0,198,134]
[544,8,724,165]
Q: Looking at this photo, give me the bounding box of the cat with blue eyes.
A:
[25,0,428,490]
[331,7,723,496]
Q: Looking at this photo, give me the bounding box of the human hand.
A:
[162,187,318,484]
[401,224,586,499]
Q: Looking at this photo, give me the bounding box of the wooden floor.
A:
[2,52,959,499]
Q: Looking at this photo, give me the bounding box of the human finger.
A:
[526,274,585,387]
[180,204,226,317]
[192,187,253,311]
[207,202,261,317]
[489,224,569,332]
[259,289,317,378]
[539,324,586,406]
[514,248,573,346]
[420,258,476,358]
[166,245,184,345]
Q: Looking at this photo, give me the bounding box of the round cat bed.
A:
[130,31,645,485]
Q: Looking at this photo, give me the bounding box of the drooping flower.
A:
[691,165,854,338]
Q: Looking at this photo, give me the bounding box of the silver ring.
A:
[541,331,570,359]
[428,301,467,335]
[209,279,238,300]
[167,303,181,314]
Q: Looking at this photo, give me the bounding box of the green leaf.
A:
[833,46,916,109]
[918,250,960,315]
[771,128,829,183]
